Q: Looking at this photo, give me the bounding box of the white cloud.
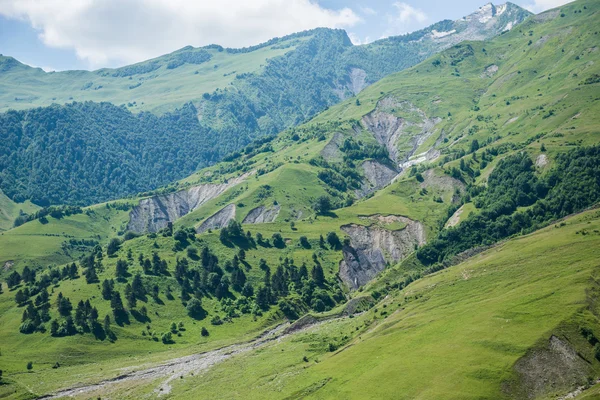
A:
[347,32,371,45]
[524,0,573,13]
[392,2,427,24]
[0,0,361,69]
[382,2,429,38]
[359,6,377,16]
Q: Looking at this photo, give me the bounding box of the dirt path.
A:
[40,312,355,399]
[40,323,289,399]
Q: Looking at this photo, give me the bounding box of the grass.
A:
[0,1,599,398]
[150,208,600,400]
[0,41,302,114]
[0,190,39,232]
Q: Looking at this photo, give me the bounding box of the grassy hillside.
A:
[0,190,38,232]
[0,4,531,207]
[0,1,598,398]
[159,208,600,400]
[3,205,599,399]
[0,4,530,115]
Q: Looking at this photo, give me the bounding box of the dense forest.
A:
[0,102,220,206]
[417,146,600,265]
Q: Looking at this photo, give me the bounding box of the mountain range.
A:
[0,1,600,399]
[0,2,531,207]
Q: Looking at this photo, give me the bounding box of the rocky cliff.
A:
[339,215,426,289]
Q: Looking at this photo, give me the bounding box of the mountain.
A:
[0,3,531,207]
[0,3,530,114]
[0,0,599,399]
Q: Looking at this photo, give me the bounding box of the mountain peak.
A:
[461,1,531,24]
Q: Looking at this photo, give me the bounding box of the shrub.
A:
[161,332,173,344]
[186,298,203,318]
[312,195,332,214]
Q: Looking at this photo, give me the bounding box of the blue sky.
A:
[0,0,569,71]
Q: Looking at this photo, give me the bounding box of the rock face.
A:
[339,215,426,289]
[348,68,368,95]
[535,154,548,168]
[242,204,280,224]
[196,204,236,233]
[356,160,398,198]
[507,335,593,399]
[361,98,441,166]
[127,173,249,233]
[320,132,344,161]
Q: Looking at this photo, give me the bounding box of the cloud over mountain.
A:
[0,0,360,68]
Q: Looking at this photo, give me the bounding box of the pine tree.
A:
[242,282,254,297]
[101,279,114,300]
[311,264,325,285]
[14,289,28,306]
[124,284,136,308]
[68,263,78,279]
[85,264,98,284]
[103,315,111,332]
[6,271,21,288]
[231,267,247,292]
[50,319,59,336]
[271,265,289,297]
[256,286,271,310]
[58,295,73,316]
[131,273,145,298]
[115,259,128,280]
[107,238,121,256]
[110,291,124,312]
[75,300,88,329]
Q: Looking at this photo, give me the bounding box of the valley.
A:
[0,0,599,399]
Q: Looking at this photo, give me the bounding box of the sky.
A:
[0,0,573,71]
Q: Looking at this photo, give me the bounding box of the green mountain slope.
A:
[161,208,600,400]
[0,1,599,399]
[0,3,531,208]
[0,4,530,115]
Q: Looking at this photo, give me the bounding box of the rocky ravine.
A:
[196,204,237,233]
[339,215,426,289]
[361,98,441,167]
[356,160,398,198]
[242,204,281,224]
[127,173,250,233]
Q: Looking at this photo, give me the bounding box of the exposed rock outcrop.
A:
[348,68,368,95]
[356,160,398,198]
[420,169,465,200]
[506,335,594,399]
[127,173,250,233]
[320,132,344,161]
[339,215,426,289]
[535,154,548,168]
[333,68,369,100]
[361,98,441,166]
[481,64,499,78]
[196,204,236,233]
[242,204,280,224]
